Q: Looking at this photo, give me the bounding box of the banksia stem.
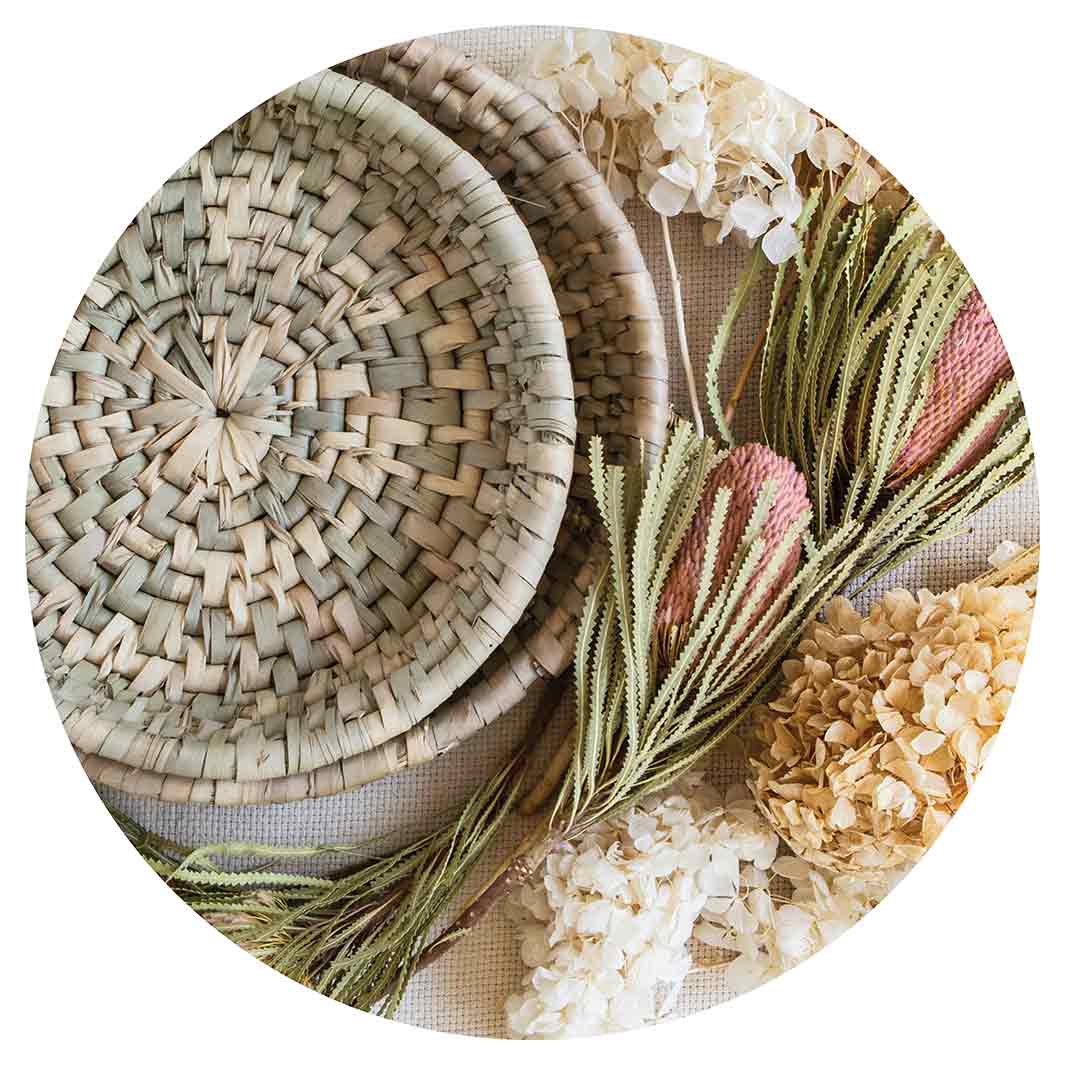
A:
[891,290,1013,482]
[415,823,558,972]
[656,442,810,662]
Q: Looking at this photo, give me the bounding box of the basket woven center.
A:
[144,334,293,492]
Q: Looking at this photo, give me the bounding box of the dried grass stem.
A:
[660,213,705,437]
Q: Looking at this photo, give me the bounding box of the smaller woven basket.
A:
[28,72,575,784]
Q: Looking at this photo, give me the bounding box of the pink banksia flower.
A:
[891,290,1013,482]
[656,443,810,663]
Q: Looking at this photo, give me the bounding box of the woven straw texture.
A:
[85,26,1039,1037]
[68,35,670,804]
[29,70,577,793]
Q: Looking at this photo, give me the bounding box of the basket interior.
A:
[28,74,575,782]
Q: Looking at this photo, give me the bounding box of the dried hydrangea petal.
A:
[807,126,853,172]
[762,220,801,264]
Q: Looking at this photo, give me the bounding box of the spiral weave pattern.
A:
[70,38,670,804]
[28,73,576,787]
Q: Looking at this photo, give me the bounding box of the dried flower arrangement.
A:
[504,544,1036,1036]
[504,773,906,1036]
[705,177,1030,590]
[107,71,1035,1031]
[516,30,881,253]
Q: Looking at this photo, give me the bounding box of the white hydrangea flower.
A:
[505,775,785,1038]
[506,764,912,1037]
[517,32,889,262]
[695,851,906,995]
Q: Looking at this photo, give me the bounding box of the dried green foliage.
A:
[555,426,847,835]
[706,178,1032,588]
[115,732,534,1016]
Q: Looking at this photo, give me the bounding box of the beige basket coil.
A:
[74,38,670,803]
[29,70,576,788]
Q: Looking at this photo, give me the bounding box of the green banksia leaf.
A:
[655,443,810,661]
[891,290,1013,482]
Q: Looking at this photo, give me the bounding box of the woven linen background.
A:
[100,25,1040,1038]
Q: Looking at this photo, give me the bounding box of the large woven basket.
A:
[29,70,576,787]
[74,38,670,803]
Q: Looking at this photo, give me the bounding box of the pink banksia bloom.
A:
[656,443,810,663]
[891,290,1013,482]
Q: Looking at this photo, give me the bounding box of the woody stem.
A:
[660,213,705,438]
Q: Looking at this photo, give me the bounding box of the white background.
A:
[2,1,1060,1060]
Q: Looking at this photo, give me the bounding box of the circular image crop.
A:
[26,24,1037,1039]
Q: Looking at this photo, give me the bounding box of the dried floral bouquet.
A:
[504,543,1037,1035]
[115,174,1031,1020]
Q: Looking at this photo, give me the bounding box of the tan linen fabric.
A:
[100,25,1040,1038]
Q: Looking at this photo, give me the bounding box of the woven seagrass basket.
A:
[74,38,670,803]
[28,70,577,789]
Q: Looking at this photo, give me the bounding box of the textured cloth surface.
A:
[101,25,1040,1038]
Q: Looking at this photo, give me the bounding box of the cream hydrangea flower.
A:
[748,566,1034,876]
[504,776,778,1037]
[504,770,906,1036]
[517,31,885,262]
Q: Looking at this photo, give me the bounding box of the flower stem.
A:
[724,273,797,429]
[519,723,574,815]
[416,819,558,972]
[724,327,766,430]
[660,213,705,438]
[415,676,572,970]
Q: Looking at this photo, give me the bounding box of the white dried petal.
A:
[524,76,565,113]
[601,86,631,120]
[606,167,635,207]
[558,68,600,113]
[574,29,614,75]
[762,221,801,265]
[647,175,690,217]
[828,796,857,830]
[725,954,767,993]
[584,119,607,152]
[910,730,946,756]
[988,541,1023,568]
[806,126,853,172]
[670,56,705,92]
[846,159,884,204]
[631,64,669,110]
[770,183,804,225]
[992,658,1022,687]
[653,89,708,150]
[728,192,775,238]
[772,856,813,880]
